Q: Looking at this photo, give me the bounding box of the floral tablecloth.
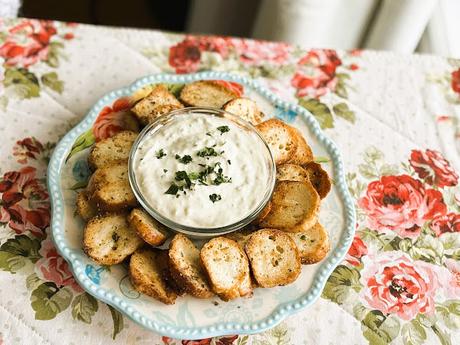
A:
[0,17,460,345]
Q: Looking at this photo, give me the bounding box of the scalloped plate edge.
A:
[47,71,356,339]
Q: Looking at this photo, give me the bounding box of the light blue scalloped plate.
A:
[47,71,355,339]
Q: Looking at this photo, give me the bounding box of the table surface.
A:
[0,18,459,345]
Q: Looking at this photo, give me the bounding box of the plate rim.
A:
[47,71,356,339]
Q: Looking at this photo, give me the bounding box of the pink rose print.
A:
[409,149,458,188]
[291,49,342,98]
[0,19,57,67]
[345,235,368,266]
[361,252,438,320]
[358,174,447,238]
[169,36,231,74]
[211,80,244,97]
[444,258,460,298]
[430,213,460,236]
[35,238,83,293]
[0,166,49,237]
[230,39,291,65]
[13,137,44,164]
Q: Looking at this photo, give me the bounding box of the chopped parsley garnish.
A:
[206,132,212,137]
[217,125,230,134]
[175,154,193,164]
[175,170,193,188]
[165,183,179,195]
[163,169,168,173]
[227,159,231,165]
[112,232,120,242]
[156,149,167,159]
[196,147,220,157]
[209,194,222,203]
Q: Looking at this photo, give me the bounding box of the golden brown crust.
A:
[83,213,143,265]
[256,119,298,164]
[258,180,320,229]
[89,163,137,212]
[88,131,138,170]
[222,97,264,125]
[287,223,330,264]
[76,191,97,221]
[276,164,310,184]
[168,234,213,299]
[131,84,183,125]
[245,229,301,288]
[179,80,238,108]
[129,248,178,304]
[200,237,248,301]
[302,162,332,199]
[127,208,168,246]
[288,128,314,165]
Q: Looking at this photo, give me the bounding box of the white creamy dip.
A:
[132,113,271,228]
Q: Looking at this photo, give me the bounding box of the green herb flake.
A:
[165,183,179,195]
[156,149,167,159]
[112,232,120,242]
[209,194,222,203]
[196,147,220,157]
[227,160,231,165]
[163,169,168,173]
[175,154,193,164]
[217,125,230,134]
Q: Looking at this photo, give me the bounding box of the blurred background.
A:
[2,0,459,57]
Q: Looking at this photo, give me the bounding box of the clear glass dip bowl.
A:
[128,107,276,238]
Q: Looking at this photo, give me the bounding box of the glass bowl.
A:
[128,107,276,238]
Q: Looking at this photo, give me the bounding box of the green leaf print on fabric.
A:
[108,305,124,339]
[409,234,444,265]
[66,129,95,162]
[3,68,40,98]
[0,235,42,272]
[333,102,355,123]
[299,98,333,129]
[362,310,401,345]
[322,265,361,304]
[30,282,73,320]
[436,301,460,330]
[401,319,427,345]
[41,72,64,93]
[45,41,64,68]
[166,83,185,97]
[71,292,99,324]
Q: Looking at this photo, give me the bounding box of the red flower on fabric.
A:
[409,149,458,188]
[291,49,342,98]
[92,96,136,141]
[358,174,447,238]
[345,235,368,266]
[451,68,460,95]
[361,252,438,321]
[169,36,203,74]
[0,19,57,67]
[430,213,460,236]
[35,238,83,292]
[211,80,244,97]
[230,39,291,65]
[13,137,44,164]
[0,167,49,237]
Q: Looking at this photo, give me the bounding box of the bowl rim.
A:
[47,71,356,339]
[127,106,276,237]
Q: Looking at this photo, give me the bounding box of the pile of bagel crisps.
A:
[77,80,331,304]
